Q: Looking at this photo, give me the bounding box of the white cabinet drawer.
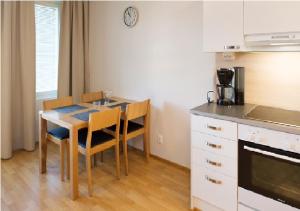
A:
[192,132,237,158]
[191,114,237,140]
[191,165,237,211]
[192,148,237,178]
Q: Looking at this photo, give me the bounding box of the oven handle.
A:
[244,146,300,164]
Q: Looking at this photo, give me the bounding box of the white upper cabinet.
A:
[203,1,245,52]
[203,1,300,52]
[244,2,300,35]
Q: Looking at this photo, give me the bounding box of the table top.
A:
[40,97,134,130]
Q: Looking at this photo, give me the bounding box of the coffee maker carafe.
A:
[216,67,245,106]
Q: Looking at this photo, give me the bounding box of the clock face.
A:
[124,7,138,27]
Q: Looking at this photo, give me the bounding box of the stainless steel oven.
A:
[238,139,300,210]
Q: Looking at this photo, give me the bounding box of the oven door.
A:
[238,140,300,209]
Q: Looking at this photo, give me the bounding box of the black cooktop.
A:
[245,106,300,128]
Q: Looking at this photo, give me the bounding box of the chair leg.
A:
[143,132,150,161]
[93,154,97,167]
[123,140,129,176]
[119,141,123,153]
[59,142,65,181]
[115,144,120,179]
[86,154,93,196]
[66,141,70,180]
[100,151,104,162]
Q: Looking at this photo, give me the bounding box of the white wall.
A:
[89,1,215,167]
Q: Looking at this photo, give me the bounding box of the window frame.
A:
[35,1,61,100]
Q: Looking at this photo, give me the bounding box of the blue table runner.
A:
[72,110,99,121]
[108,102,129,111]
[91,98,116,105]
[54,105,87,113]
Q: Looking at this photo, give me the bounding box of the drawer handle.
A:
[206,159,222,167]
[206,142,222,149]
[224,45,240,50]
[207,125,222,131]
[205,175,222,185]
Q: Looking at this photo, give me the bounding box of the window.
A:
[35,3,60,100]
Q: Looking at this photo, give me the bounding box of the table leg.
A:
[70,127,79,200]
[39,113,47,173]
[143,113,150,160]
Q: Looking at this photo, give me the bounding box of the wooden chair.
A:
[80,91,103,103]
[81,91,106,163]
[107,99,150,175]
[43,96,73,181]
[77,107,121,196]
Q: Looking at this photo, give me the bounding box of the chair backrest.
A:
[126,99,150,120]
[43,96,73,110]
[89,107,121,132]
[81,91,103,103]
[86,107,121,149]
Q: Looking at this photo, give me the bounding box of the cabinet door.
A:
[203,1,245,52]
[244,2,300,35]
[192,165,237,211]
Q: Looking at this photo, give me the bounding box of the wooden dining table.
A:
[39,97,134,200]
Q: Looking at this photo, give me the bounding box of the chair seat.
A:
[48,127,69,140]
[107,120,143,134]
[78,128,115,148]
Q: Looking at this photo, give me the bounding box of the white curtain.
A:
[58,1,90,102]
[1,1,36,159]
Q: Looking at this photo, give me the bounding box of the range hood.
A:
[244,32,300,47]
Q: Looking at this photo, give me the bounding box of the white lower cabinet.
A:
[191,114,238,211]
[192,165,237,211]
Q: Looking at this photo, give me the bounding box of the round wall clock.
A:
[124,6,138,27]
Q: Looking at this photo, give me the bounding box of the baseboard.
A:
[128,145,190,173]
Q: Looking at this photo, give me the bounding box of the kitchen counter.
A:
[191,103,300,135]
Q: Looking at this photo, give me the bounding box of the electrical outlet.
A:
[157,134,163,144]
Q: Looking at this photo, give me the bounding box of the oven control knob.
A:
[249,132,256,141]
[290,144,296,152]
[250,134,255,141]
[292,137,300,153]
[295,143,300,153]
[259,137,267,144]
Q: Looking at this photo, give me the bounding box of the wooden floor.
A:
[1,142,190,211]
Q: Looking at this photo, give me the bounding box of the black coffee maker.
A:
[216,67,244,105]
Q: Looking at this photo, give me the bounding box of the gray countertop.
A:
[191,103,300,135]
